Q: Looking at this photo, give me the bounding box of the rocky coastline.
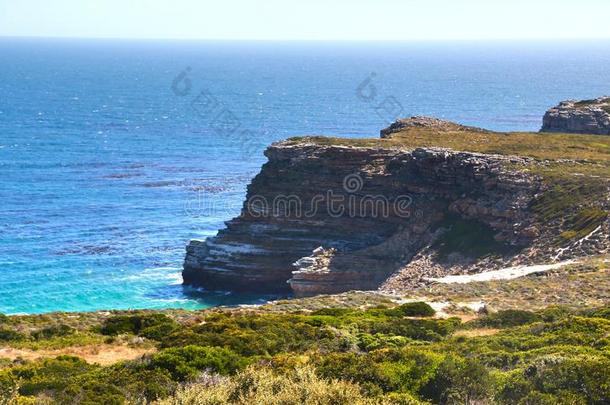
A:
[184,109,610,297]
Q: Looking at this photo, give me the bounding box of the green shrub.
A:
[60,381,125,405]
[497,354,610,404]
[310,308,354,317]
[383,392,430,405]
[140,322,180,341]
[316,352,392,395]
[516,391,587,405]
[420,356,492,404]
[431,215,513,260]
[9,356,97,396]
[370,318,460,341]
[357,333,411,351]
[589,306,610,320]
[154,365,379,405]
[477,310,542,328]
[538,306,573,322]
[77,366,175,403]
[162,314,338,356]
[149,345,246,381]
[0,328,24,342]
[100,313,178,337]
[31,324,74,340]
[316,348,442,396]
[386,302,436,318]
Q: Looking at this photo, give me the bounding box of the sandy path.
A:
[424,260,575,284]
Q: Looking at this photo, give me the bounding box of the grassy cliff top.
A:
[286,126,610,248]
[285,127,610,163]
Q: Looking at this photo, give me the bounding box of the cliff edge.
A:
[184,117,610,296]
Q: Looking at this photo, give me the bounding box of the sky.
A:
[0,0,609,41]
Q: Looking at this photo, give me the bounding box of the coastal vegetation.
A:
[1,292,610,404]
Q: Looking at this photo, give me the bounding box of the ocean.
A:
[1,38,609,314]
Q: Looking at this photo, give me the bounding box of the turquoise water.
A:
[1,38,609,314]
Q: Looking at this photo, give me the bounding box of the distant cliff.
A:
[184,117,610,296]
[541,97,610,135]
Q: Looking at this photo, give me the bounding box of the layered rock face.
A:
[541,97,610,135]
[183,140,548,296]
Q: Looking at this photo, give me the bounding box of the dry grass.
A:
[262,291,396,312]
[286,127,610,163]
[452,328,500,338]
[0,344,154,366]
[409,257,610,312]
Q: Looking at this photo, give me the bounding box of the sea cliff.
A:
[184,116,610,296]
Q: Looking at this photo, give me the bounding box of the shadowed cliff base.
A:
[183,113,610,297]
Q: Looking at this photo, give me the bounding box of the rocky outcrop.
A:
[380,116,487,138]
[182,139,562,296]
[541,97,610,135]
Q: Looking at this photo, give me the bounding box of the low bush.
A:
[316,348,443,396]
[100,313,179,338]
[420,356,492,404]
[0,328,24,342]
[154,365,391,405]
[31,324,74,340]
[589,305,610,320]
[59,380,125,405]
[148,345,246,381]
[3,356,97,396]
[497,354,610,404]
[386,302,436,318]
[476,310,542,328]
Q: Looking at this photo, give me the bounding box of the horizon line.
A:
[2,35,610,43]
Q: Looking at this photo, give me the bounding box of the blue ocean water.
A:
[1,38,609,314]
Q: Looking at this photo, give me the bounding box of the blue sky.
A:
[1,0,609,40]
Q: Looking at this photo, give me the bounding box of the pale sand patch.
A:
[424,260,576,284]
[453,328,501,338]
[0,345,154,366]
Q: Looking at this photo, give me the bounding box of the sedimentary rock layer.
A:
[541,97,610,135]
[183,140,551,295]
